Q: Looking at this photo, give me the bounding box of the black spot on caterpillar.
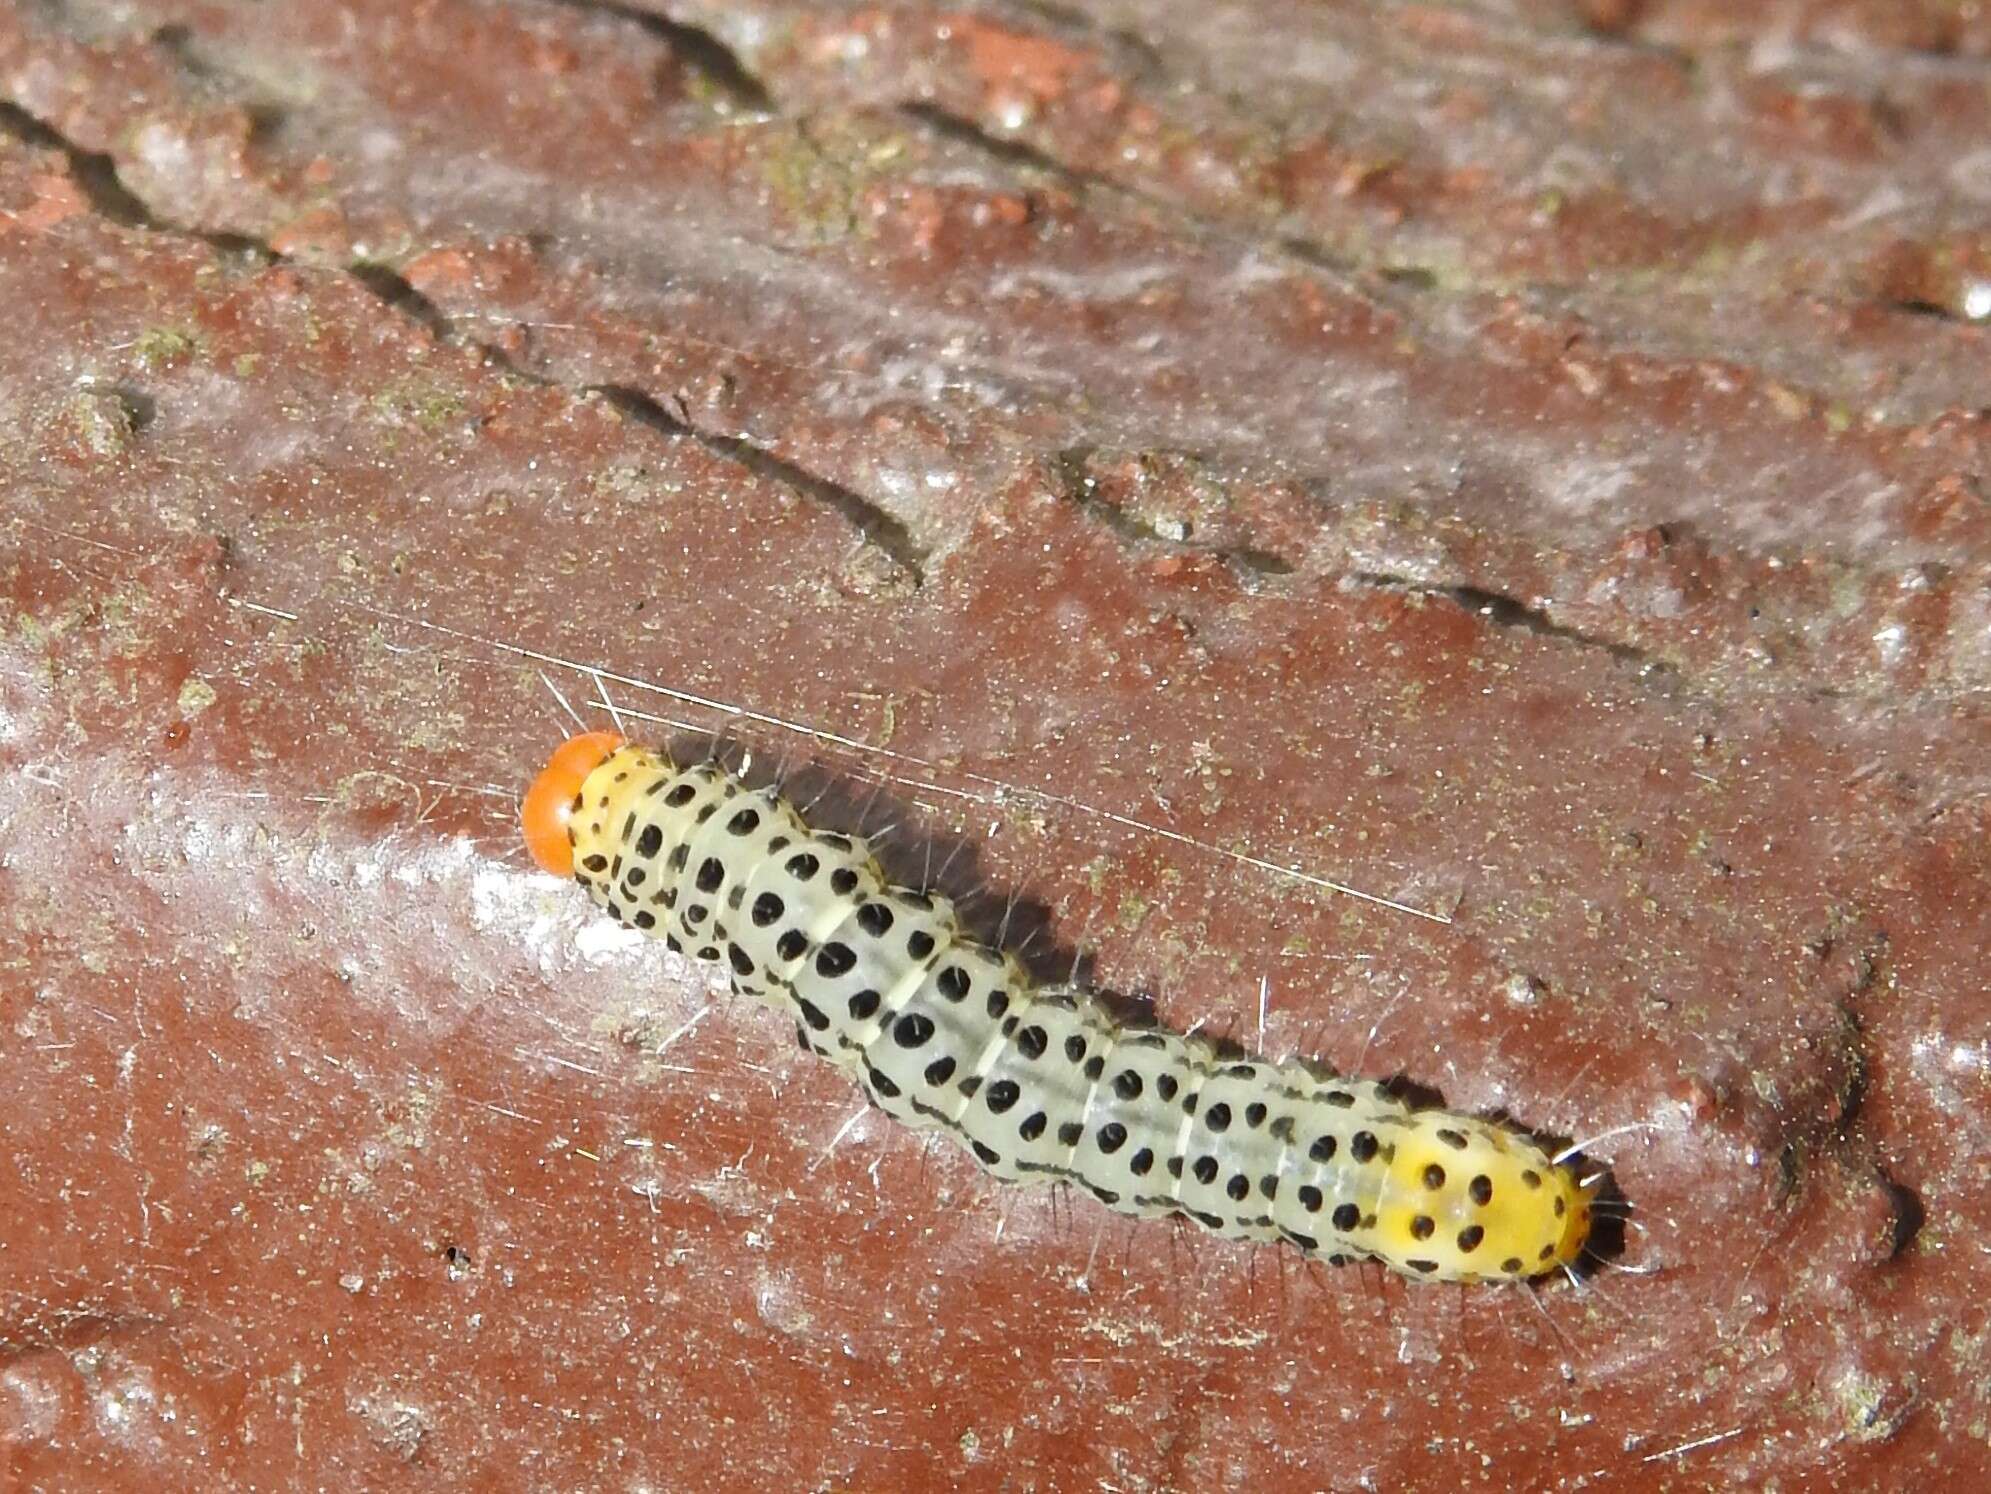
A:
[522,732,1599,1285]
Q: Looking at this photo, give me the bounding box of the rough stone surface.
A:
[1,1,1986,1489]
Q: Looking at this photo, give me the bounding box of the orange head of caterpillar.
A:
[522,730,626,877]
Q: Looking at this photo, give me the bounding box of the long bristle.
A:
[1552,1120,1664,1166]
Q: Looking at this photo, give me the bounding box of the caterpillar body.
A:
[522,731,1597,1285]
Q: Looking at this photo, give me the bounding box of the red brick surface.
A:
[2,2,1986,1488]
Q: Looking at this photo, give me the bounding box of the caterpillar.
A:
[521,729,1598,1285]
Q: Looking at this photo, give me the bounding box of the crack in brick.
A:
[899,100,1080,182]
[1046,446,1295,586]
[1825,944,1924,1261]
[1346,570,1671,675]
[1886,296,1978,328]
[1874,1173,1926,1259]
[1761,971,1923,1267]
[541,0,776,116]
[0,98,269,262]
[590,384,926,585]
[345,261,459,342]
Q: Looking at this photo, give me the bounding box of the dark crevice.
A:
[1829,973,1924,1261]
[683,428,927,586]
[1445,583,1649,662]
[346,262,458,342]
[1346,571,1670,673]
[591,385,927,585]
[0,98,271,261]
[1276,234,1433,320]
[542,0,776,115]
[899,101,1083,182]
[150,22,215,80]
[1048,447,1296,586]
[1886,296,1972,326]
[1765,992,1925,1263]
[1273,232,1370,283]
[1877,1173,1926,1259]
[0,99,169,233]
[1220,546,1299,581]
[588,380,694,440]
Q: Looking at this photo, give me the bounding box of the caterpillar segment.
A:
[523,732,1598,1285]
